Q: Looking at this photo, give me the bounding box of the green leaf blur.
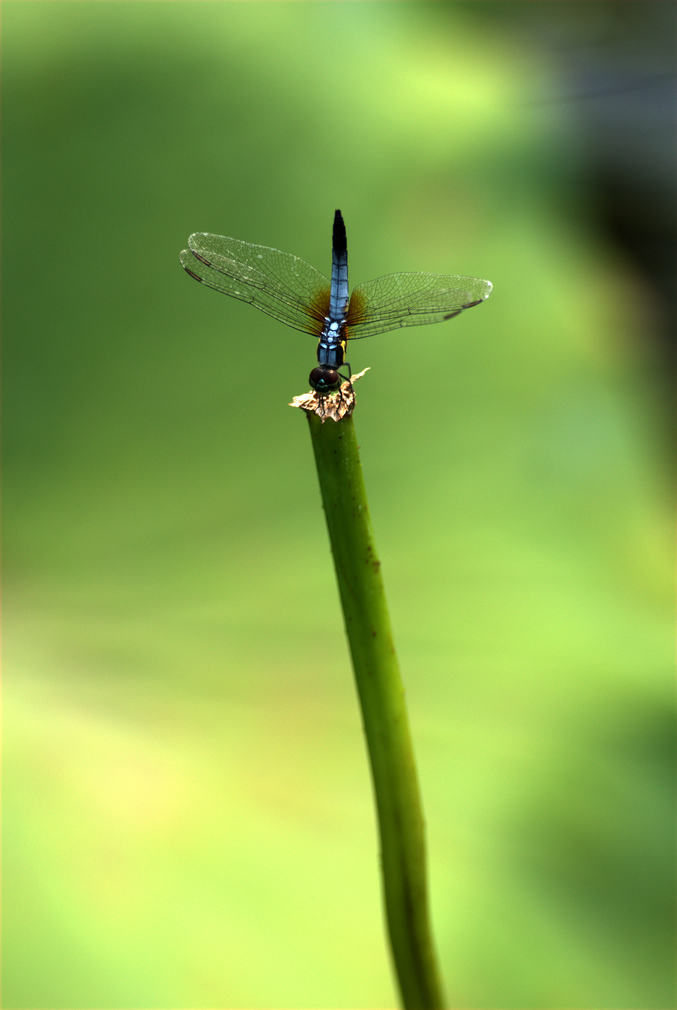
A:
[3,3,674,1008]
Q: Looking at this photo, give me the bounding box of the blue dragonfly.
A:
[180,210,491,394]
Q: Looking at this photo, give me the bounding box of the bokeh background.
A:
[2,3,674,1008]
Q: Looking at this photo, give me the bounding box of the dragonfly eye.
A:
[309,366,341,394]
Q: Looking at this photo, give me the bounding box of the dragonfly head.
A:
[309,366,342,395]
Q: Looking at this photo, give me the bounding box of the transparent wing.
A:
[346,272,492,340]
[180,233,331,337]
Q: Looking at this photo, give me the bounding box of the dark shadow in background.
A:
[468,1,676,383]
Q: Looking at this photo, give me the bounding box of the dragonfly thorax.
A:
[311,322,348,394]
[317,317,347,357]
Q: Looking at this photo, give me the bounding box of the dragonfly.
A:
[180,210,492,395]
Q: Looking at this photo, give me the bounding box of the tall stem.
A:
[306,410,446,1010]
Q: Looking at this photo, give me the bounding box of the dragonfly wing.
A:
[346,272,492,339]
[180,233,331,336]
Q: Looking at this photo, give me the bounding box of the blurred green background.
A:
[2,2,674,1008]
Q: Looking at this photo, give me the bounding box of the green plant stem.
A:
[306,410,446,1010]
